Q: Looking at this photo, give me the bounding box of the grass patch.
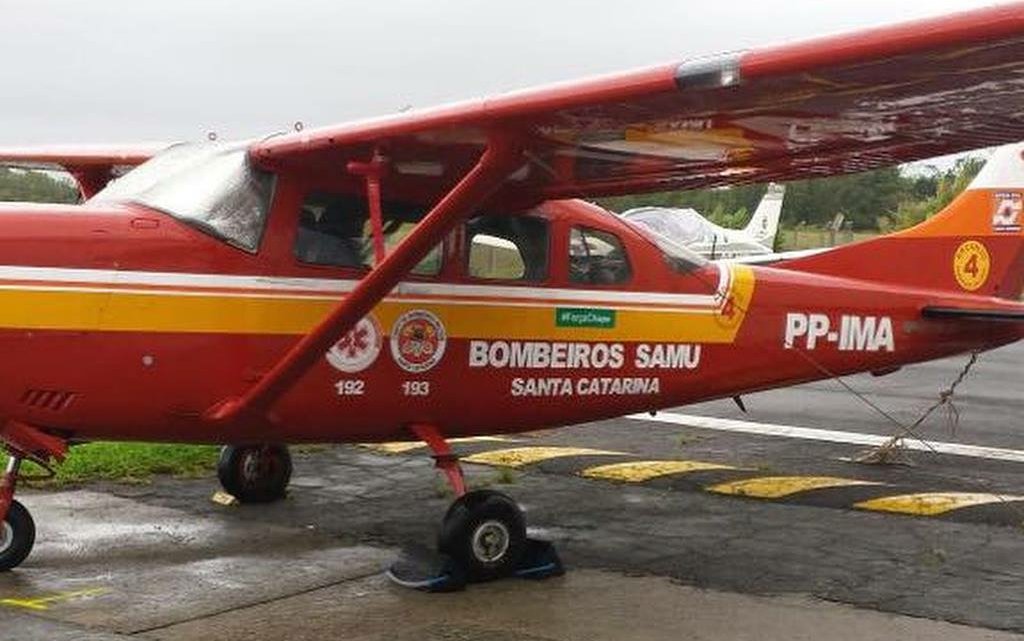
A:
[4,442,220,487]
[492,467,518,486]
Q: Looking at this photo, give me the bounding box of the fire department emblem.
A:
[390,310,447,373]
[992,192,1022,233]
[326,315,383,373]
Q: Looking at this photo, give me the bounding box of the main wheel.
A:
[217,444,292,503]
[0,500,35,571]
[438,490,526,581]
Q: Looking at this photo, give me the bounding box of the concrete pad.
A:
[142,570,1024,641]
[0,450,1021,638]
[0,611,133,640]
[0,490,392,634]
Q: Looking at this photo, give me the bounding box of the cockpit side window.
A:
[294,193,441,275]
[465,214,549,281]
[569,227,632,285]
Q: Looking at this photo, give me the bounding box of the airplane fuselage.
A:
[0,199,1017,445]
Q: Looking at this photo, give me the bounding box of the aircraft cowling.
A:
[0,202,253,273]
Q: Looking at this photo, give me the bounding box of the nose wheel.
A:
[217,444,292,503]
[0,500,35,571]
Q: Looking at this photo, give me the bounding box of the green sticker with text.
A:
[555,307,616,329]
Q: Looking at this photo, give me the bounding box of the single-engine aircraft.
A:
[622,183,786,259]
[1,4,1024,582]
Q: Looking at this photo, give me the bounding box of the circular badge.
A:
[713,267,744,330]
[326,315,383,373]
[390,310,447,373]
[953,241,991,292]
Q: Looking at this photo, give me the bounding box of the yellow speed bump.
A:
[582,460,737,483]
[463,446,624,468]
[708,476,882,499]
[360,436,513,454]
[855,492,1024,516]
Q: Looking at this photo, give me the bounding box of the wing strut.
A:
[347,151,390,263]
[206,135,523,425]
[70,167,113,200]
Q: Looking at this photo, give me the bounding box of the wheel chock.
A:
[386,538,563,592]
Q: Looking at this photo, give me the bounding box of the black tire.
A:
[0,500,35,571]
[438,490,526,581]
[217,444,292,503]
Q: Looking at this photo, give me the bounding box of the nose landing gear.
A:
[0,420,68,571]
[387,424,562,591]
[0,458,35,572]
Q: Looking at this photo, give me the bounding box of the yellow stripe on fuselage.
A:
[0,266,754,343]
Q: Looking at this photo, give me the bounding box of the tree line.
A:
[600,157,985,232]
[0,168,79,204]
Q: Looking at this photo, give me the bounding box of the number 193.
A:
[402,381,430,396]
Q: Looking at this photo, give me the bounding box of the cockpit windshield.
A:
[91,142,274,252]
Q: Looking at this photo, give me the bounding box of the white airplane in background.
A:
[621,183,786,259]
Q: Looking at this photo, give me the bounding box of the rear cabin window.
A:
[466,215,549,282]
[569,227,632,285]
[294,193,441,275]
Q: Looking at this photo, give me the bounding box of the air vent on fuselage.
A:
[20,389,76,412]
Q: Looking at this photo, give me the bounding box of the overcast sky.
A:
[0,0,1005,148]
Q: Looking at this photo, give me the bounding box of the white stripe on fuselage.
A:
[0,263,731,308]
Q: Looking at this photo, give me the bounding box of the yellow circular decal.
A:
[953,241,991,291]
[714,290,745,330]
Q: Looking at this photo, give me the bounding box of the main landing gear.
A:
[387,424,563,591]
[217,444,292,503]
[439,489,527,580]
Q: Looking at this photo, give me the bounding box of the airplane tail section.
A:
[744,183,785,248]
[780,143,1024,300]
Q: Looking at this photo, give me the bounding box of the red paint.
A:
[742,4,1024,78]
[0,188,1016,449]
[347,154,390,264]
[411,423,466,497]
[0,464,16,522]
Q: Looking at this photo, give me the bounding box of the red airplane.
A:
[0,4,1023,583]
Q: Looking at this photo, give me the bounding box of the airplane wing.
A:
[0,143,170,198]
[252,4,1024,207]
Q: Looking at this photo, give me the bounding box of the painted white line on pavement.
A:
[627,413,1024,464]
